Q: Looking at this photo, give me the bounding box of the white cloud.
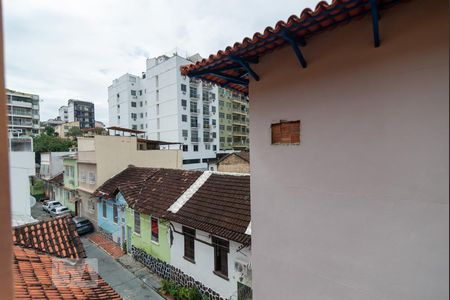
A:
[4,0,319,124]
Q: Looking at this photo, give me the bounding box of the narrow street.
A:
[82,237,164,300]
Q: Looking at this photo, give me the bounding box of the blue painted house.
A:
[97,192,127,246]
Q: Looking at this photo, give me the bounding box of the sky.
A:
[4,0,319,125]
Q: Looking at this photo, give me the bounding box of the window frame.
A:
[212,236,229,279]
[134,211,141,234]
[183,226,196,263]
[271,120,301,145]
[113,204,118,224]
[151,217,159,244]
[102,200,107,219]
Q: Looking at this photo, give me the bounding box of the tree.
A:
[66,126,84,138]
[44,126,55,136]
[33,134,75,153]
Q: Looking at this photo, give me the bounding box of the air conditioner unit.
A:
[235,260,251,278]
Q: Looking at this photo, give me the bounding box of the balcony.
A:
[232,119,247,126]
[191,137,201,143]
[203,110,210,116]
[232,107,247,115]
[203,124,211,130]
[232,130,248,137]
[10,120,33,127]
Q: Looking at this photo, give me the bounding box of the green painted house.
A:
[94,167,202,263]
[126,206,171,262]
[62,154,79,214]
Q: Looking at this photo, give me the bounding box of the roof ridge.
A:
[167,171,213,213]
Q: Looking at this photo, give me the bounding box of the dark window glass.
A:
[183,226,195,262]
[213,237,229,278]
[102,201,107,218]
[151,217,159,243]
[134,211,141,234]
[113,204,118,224]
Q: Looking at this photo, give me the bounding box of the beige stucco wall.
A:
[250,1,449,300]
[217,155,250,173]
[93,135,182,187]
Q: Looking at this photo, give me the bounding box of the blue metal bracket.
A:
[277,30,307,68]
[210,72,249,86]
[369,0,380,47]
[229,56,260,81]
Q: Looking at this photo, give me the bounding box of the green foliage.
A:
[122,241,127,254]
[66,126,84,138]
[33,133,75,153]
[44,126,55,136]
[160,280,203,300]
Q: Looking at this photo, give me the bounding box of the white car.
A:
[43,200,62,212]
[50,206,71,217]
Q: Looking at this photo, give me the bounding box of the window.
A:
[183,226,195,262]
[131,113,137,120]
[219,100,224,107]
[102,201,107,218]
[181,84,187,92]
[211,106,216,113]
[182,115,187,122]
[131,90,136,96]
[139,90,143,96]
[213,145,217,151]
[183,159,200,164]
[205,144,211,150]
[220,137,225,142]
[113,204,118,223]
[183,145,188,152]
[182,130,188,138]
[79,171,86,183]
[140,113,144,118]
[132,125,137,130]
[134,211,141,234]
[271,120,300,145]
[151,217,159,243]
[193,145,198,152]
[226,114,232,120]
[219,112,225,119]
[213,237,229,278]
[131,102,137,107]
[181,99,187,107]
[190,101,197,113]
[220,125,225,130]
[88,172,96,185]
[190,116,198,128]
[140,101,143,107]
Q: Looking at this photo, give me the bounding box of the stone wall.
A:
[131,246,224,300]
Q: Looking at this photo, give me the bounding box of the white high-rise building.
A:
[108,54,219,170]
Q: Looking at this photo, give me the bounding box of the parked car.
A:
[72,217,94,236]
[43,200,62,212]
[50,206,71,217]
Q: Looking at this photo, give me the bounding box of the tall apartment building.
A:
[6,89,40,136]
[218,87,249,150]
[58,105,69,122]
[67,99,95,129]
[108,54,219,170]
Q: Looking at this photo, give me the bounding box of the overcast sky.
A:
[4,0,318,125]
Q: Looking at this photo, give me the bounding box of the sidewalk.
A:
[88,232,124,258]
[82,237,164,300]
[117,254,162,290]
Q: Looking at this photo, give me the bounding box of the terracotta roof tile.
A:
[164,173,251,244]
[12,216,86,259]
[181,0,401,94]
[13,246,121,299]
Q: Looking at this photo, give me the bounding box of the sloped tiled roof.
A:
[95,166,202,217]
[13,246,121,299]
[181,0,400,94]
[93,166,159,199]
[164,173,251,244]
[12,216,86,259]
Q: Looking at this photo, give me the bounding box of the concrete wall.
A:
[94,135,182,187]
[9,151,35,216]
[250,1,449,299]
[171,222,252,299]
[78,190,98,229]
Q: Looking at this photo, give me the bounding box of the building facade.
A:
[218,88,249,151]
[68,99,95,129]
[6,89,40,136]
[54,121,80,138]
[182,1,449,299]
[107,54,219,170]
[8,135,35,219]
[58,105,69,122]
